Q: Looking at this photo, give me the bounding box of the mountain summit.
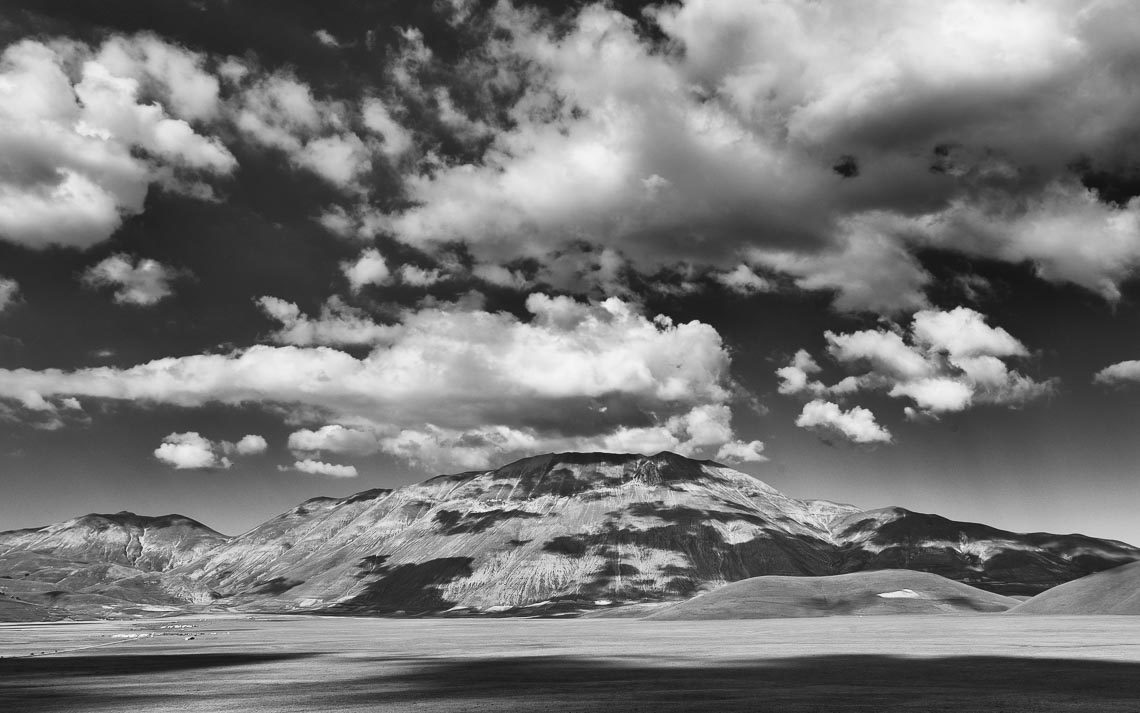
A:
[1,452,1137,618]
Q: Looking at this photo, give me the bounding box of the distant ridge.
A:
[0,511,226,571]
[1,451,1138,619]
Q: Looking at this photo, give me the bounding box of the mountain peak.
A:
[69,511,224,536]
[419,451,726,494]
[499,450,721,482]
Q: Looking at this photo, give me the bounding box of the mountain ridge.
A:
[1,451,1137,619]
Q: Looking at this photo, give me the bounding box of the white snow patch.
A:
[877,589,922,599]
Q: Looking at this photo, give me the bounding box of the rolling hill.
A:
[645,570,1019,620]
[1010,560,1140,615]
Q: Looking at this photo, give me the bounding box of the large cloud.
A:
[778,306,1055,440]
[364,0,1140,311]
[0,293,762,470]
[0,31,414,250]
[0,36,236,249]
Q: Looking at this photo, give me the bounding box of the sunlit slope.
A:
[179,451,1140,613]
[182,452,851,613]
[3,452,1139,617]
[0,513,227,617]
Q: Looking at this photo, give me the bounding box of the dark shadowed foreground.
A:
[4,615,1140,712]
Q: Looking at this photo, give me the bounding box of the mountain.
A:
[1009,560,1140,615]
[1,452,1138,619]
[175,451,1139,614]
[176,452,852,614]
[0,512,227,618]
[0,512,227,571]
[645,570,1019,620]
[826,507,1140,595]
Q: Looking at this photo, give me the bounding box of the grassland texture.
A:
[3,615,1140,712]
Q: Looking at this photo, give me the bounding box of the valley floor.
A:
[3,615,1140,712]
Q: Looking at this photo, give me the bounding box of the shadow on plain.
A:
[4,652,1140,712]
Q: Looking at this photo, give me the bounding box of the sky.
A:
[2,0,1140,543]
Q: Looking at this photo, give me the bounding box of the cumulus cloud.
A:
[288,424,380,455]
[95,33,221,121]
[361,97,414,159]
[0,278,19,313]
[153,431,268,470]
[341,248,391,291]
[357,0,1140,311]
[714,439,768,464]
[1094,360,1140,386]
[295,133,371,190]
[288,459,358,478]
[778,306,1055,438]
[155,432,225,470]
[0,293,760,470]
[776,350,823,396]
[0,36,235,249]
[714,265,771,295]
[750,220,931,313]
[910,307,1027,359]
[399,265,445,287]
[796,400,892,444]
[257,296,395,346]
[82,254,184,306]
[224,67,406,192]
[231,434,268,455]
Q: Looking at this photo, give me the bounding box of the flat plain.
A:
[4,615,1140,712]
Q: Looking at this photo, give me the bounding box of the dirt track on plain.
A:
[3,614,1140,712]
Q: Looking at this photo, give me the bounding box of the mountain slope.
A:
[181,452,854,613]
[3,452,1137,617]
[0,512,228,618]
[0,512,227,571]
[177,451,1140,613]
[1009,560,1140,614]
[645,570,1018,620]
[830,508,1140,595]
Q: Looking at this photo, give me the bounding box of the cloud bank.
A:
[778,307,1055,441]
[364,0,1140,311]
[1,293,762,470]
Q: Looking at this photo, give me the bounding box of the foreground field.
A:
[3,615,1140,712]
